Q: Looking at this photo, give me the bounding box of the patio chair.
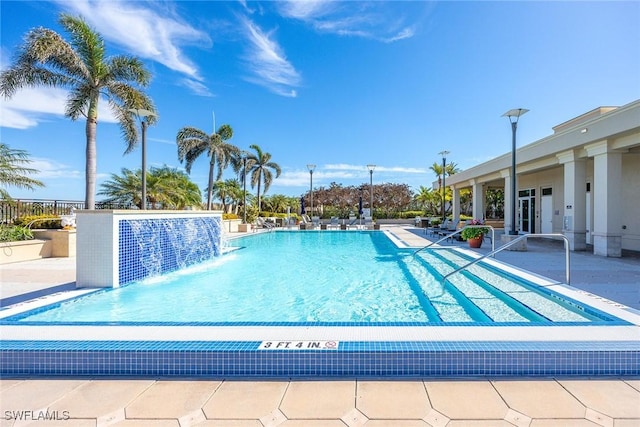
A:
[254,217,275,231]
[426,219,447,236]
[437,219,460,242]
[363,216,374,230]
[327,216,340,230]
[346,215,359,230]
[311,216,321,229]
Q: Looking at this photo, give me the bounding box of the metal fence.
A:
[0,199,134,224]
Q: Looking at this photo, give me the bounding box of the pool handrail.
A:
[441,233,571,288]
[413,225,495,256]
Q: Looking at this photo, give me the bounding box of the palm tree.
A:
[212,179,241,213]
[98,166,201,210]
[98,168,141,208]
[176,123,237,210]
[243,144,281,214]
[0,14,156,209]
[0,143,45,200]
[146,166,202,209]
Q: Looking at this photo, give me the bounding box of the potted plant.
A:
[460,219,489,248]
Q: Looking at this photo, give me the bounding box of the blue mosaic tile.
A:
[118,217,222,286]
[1,340,638,378]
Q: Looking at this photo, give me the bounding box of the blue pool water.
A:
[6,231,617,325]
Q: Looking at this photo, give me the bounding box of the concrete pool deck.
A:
[1,225,639,425]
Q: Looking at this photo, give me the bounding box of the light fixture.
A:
[367,164,376,217]
[437,151,449,222]
[128,108,155,209]
[307,164,316,216]
[502,108,529,235]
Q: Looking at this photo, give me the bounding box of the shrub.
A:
[460,219,490,240]
[222,213,239,220]
[0,225,34,242]
[14,214,61,229]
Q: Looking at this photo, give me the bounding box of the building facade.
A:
[445,99,640,257]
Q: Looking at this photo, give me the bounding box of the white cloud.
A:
[0,87,118,130]
[276,0,419,43]
[29,158,82,179]
[240,16,301,97]
[324,163,425,174]
[180,78,214,97]
[275,163,427,188]
[57,0,210,82]
[148,137,176,146]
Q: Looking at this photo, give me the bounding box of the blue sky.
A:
[1,0,639,202]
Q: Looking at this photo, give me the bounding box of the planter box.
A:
[238,223,252,232]
[223,219,242,233]
[32,229,76,257]
[0,239,52,264]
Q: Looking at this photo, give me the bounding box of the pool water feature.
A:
[1,229,638,378]
[2,231,615,325]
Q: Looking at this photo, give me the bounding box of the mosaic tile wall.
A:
[118,217,222,285]
[1,340,638,378]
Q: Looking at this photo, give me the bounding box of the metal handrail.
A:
[414,225,495,256]
[440,233,571,288]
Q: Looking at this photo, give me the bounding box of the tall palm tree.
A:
[0,14,155,209]
[176,123,237,210]
[0,143,45,200]
[244,144,281,214]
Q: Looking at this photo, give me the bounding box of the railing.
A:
[441,233,571,289]
[414,225,496,256]
[0,199,134,224]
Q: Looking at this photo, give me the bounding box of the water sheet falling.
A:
[118,216,222,285]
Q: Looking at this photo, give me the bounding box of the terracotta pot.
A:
[468,236,483,248]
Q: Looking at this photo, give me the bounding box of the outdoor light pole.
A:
[367,164,376,216]
[438,150,450,223]
[242,152,247,224]
[128,108,155,210]
[307,164,316,216]
[502,108,529,235]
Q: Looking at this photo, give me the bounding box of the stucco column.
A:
[452,186,460,221]
[500,169,514,232]
[471,179,484,220]
[557,151,587,250]
[499,169,526,250]
[586,141,622,257]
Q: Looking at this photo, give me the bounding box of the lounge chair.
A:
[346,215,359,230]
[363,216,374,230]
[299,215,315,230]
[327,216,340,230]
[426,219,447,236]
[254,217,275,231]
[437,219,460,242]
[311,216,321,229]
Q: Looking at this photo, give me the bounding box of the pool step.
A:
[431,250,596,323]
[411,251,534,322]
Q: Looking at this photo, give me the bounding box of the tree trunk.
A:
[206,155,215,210]
[84,99,98,210]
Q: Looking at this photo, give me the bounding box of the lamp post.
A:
[502,108,529,235]
[242,152,247,224]
[367,164,376,216]
[128,108,155,209]
[438,150,449,223]
[307,164,316,216]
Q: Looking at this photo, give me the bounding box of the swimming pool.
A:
[1,231,617,324]
[1,228,639,378]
